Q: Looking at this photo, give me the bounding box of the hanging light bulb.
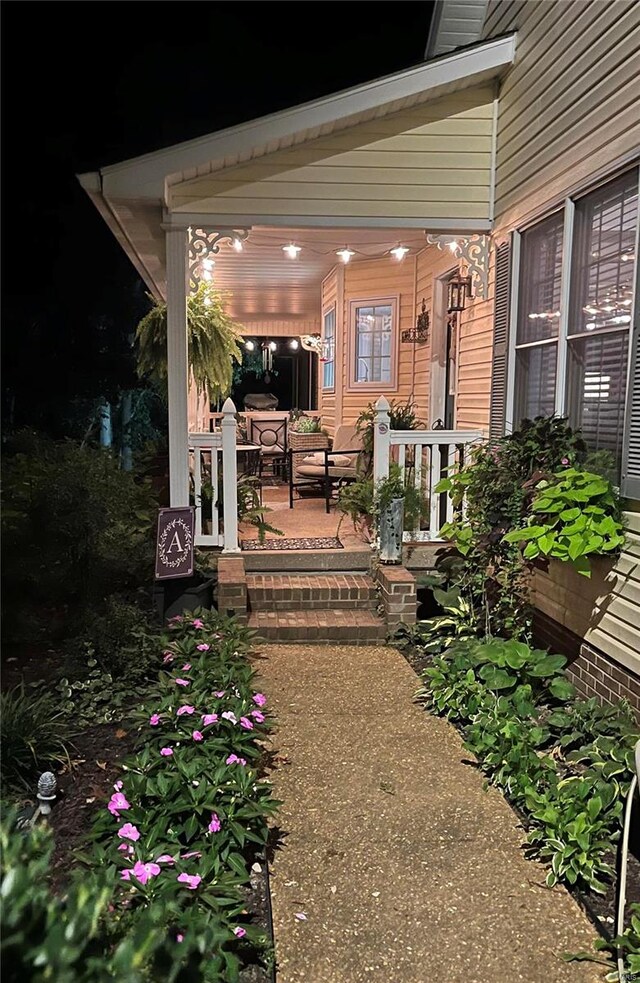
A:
[202,259,214,270]
[269,341,277,352]
[448,240,459,255]
[283,243,302,259]
[390,245,409,261]
[245,340,255,351]
[289,338,300,350]
[336,247,355,264]
[232,237,244,252]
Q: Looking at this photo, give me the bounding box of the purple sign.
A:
[155,507,195,580]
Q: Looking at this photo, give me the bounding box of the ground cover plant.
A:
[1,609,278,982]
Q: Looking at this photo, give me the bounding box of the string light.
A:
[448,240,459,254]
[283,243,301,259]
[336,247,355,264]
[245,340,255,351]
[289,339,300,350]
[390,245,409,261]
[232,237,244,252]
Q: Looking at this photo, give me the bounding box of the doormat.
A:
[241,537,343,551]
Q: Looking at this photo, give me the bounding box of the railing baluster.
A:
[429,443,440,538]
[446,442,456,524]
[193,446,203,540]
[398,442,406,475]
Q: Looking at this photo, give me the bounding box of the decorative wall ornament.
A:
[188,228,250,292]
[300,334,323,354]
[425,234,490,301]
[401,298,430,343]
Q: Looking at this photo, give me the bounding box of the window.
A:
[350,299,396,387]
[510,168,639,473]
[513,211,564,423]
[322,307,335,390]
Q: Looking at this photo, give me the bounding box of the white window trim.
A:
[347,295,399,392]
[322,304,336,393]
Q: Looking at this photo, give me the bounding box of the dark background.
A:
[2,1,433,433]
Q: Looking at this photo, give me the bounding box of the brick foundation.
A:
[216,556,247,624]
[376,565,416,627]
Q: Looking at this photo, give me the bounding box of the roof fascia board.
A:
[162,210,492,234]
[101,35,515,201]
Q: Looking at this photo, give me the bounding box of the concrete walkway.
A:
[257,644,603,983]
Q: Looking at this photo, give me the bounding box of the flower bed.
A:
[1,610,278,982]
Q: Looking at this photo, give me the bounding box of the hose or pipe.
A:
[616,740,640,981]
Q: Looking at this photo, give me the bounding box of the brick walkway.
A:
[258,644,602,983]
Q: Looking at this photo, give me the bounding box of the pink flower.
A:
[168,616,183,623]
[214,690,226,698]
[234,927,247,938]
[177,873,202,890]
[221,711,237,724]
[191,619,204,629]
[192,730,204,742]
[208,813,222,833]
[156,854,176,865]
[118,822,140,842]
[177,705,195,716]
[108,792,130,816]
[118,843,134,854]
[250,710,265,723]
[163,652,174,664]
[253,693,267,707]
[175,678,190,687]
[180,851,202,859]
[561,456,569,465]
[132,861,161,886]
[160,747,174,757]
[176,934,184,943]
[121,869,132,881]
[182,663,191,671]
[113,780,123,791]
[202,713,218,726]
[197,644,210,651]
[149,713,161,726]
[240,717,254,730]
[226,754,240,765]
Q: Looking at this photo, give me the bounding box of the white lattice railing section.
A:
[372,396,482,541]
[188,398,239,551]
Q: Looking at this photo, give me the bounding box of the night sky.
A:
[2,1,433,433]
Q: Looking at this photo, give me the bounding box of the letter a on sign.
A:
[155,507,195,580]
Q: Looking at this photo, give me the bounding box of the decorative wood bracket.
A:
[425,234,491,301]
[188,228,250,292]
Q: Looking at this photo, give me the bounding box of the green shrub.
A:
[503,468,625,576]
[355,399,424,461]
[75,595,154,678]
[0,688,72,790]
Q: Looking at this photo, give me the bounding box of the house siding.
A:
[169,91,496,225]
[481,0,640,678]
[320,269,339,435]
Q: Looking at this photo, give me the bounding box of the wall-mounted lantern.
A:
[401,298,430,343]
[447,272,473,313]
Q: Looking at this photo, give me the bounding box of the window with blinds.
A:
[566,171,637,472]
[322,307,336,390]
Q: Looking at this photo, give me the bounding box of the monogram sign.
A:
[155,508,195,580]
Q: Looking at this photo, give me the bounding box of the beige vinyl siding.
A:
[320,270,339,434]
[414,245,458,426]
[457,266,495,432]
[532,509,640,676]
[169,91,496,224]
[482,0,640,232]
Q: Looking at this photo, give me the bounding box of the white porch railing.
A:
[188,398,240,551]
[372,395,482,541]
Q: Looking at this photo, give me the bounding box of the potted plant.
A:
[376,464,427,563]
[337,476,375,541]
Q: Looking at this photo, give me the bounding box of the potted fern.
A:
[135,283,244,403]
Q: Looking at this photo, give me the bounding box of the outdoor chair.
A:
[249,416,288,482]
[288,424,363,512]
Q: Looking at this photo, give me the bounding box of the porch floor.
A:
[239,485,367,549]
[258,644,600,983]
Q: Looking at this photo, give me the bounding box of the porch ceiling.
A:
[210,226,428,322]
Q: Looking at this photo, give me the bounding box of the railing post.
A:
[221,398,240,553]
[373,395,391,484]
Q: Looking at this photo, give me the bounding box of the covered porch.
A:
[79,34,516,552]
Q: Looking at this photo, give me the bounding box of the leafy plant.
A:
[398,584,478,656]
[593,902,640,975]
[0,687,73,790]
[288,412,321,434]
[503,468,625,576]
[136,283,244,403]
[355,399,424,462]
[237,475,283,543]
[337,476,375,537]
[375,463,428,532]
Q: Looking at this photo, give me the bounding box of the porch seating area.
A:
[288,424,364,512]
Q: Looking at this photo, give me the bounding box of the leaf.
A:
[96,760,107,770]
[503,525,547,543]
[115,728,128,739]
[548,678,576,702]
[478,665,514,690]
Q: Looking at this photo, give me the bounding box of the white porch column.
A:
[373,395,391,484]
[166,227,190,506]
[221,398,240,553]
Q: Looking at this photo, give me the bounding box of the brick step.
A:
[241,547,372,574]
[248,609,387,644]
[246,573,378,610]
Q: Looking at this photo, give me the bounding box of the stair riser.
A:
[252,626,387,644]
[248,588,377,610]
[242,551,372,573]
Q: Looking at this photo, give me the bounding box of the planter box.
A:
[153,575,216,622]
[531,556,615,639]
[289,430,329,480]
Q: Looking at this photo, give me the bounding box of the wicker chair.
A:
[288,425,363,512]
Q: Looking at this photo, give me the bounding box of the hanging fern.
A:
[135,283,244,402]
